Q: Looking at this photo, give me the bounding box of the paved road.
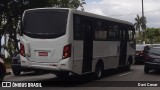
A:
[1,64,160,90]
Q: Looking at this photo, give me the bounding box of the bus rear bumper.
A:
[20,56,71,72]
[29,62,69,72]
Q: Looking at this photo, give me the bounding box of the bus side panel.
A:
[126,42,135,62]
[92,41,120,72]
[73,41,83,74]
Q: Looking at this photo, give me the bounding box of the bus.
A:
[19,8,135,78]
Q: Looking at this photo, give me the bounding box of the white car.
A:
[0,57,6,81]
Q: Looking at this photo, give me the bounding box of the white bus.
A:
[19,8,135,78]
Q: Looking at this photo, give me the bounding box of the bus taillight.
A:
[62,44,71,59]
[20,43,25,56]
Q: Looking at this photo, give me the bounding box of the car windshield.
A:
[149,48,160,56]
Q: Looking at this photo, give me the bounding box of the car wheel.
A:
[144,66,150,74]
[95,62,103,79]
[0,65,5,81]
[13,70,21,76]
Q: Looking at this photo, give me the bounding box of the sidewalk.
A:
[6,69,12,75]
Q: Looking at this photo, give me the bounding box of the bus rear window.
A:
[22,9,68,38]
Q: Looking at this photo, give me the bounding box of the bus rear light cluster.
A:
[62,44,71,59]
[20,43,25,56]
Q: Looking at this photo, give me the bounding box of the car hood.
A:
[149,54,160,59]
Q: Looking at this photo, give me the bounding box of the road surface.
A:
[1,64,160,90]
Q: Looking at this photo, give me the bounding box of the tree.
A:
[144,28,160,44]
[0,0,29,57]
[144,28,155,44]
[153,28,160,43]
[134,14,147,43]
[134,15,141,36]
[49,0,86,11]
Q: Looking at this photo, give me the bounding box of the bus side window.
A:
[108,25,119,40]
[94,20,108,40]
[74,15,83,40]
[95,30,107,40]
[128,30,134,41]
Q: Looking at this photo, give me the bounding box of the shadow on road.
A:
[16,71,50,76]
[6,67,135,87]
[134,62,144,65]
[148,70,160,75]
[29,69,133,87]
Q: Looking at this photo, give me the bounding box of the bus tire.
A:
[126,61,131,71]
[55,72,69,78]
[95,62,104,79]
[126,57,132,71]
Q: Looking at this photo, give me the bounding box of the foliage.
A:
[49,0,85,10]
[135,32,142,44]
[134,15,141,36]
[144,28,156,44]
[134,14,147,43]
[136,28,160,44]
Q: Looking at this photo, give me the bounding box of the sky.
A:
[1,0,160,46]
[82,0,160,28]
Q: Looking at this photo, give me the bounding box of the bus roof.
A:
[72,9,133,26]
[25,8,134,26]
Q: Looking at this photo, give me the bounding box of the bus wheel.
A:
[55,72,69,78]
[95,62,103,79]
[126,57,132,71]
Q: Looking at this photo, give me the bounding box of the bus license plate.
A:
[38,52,48,56]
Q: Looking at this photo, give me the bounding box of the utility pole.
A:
[142,0,145,44]
[142,0,144,17]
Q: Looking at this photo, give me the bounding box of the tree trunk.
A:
[151,38,153,44]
